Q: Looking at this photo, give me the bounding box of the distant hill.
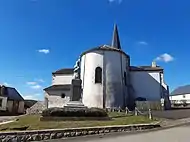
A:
[24,99,38,109]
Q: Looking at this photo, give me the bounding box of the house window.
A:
[95,67,102,84]
[45,97,48,108]
[61,93,66,98]
[0,99,2,107]
[124,72,127,86]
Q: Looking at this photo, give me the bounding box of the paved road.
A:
[152,109,190,119]
[45,124,190,142]
[0,116,18,123]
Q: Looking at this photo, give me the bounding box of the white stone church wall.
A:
[80,51,104,108]
[52,74,73,85]
[122,52,130,105]
[80,50,129,108]
[130,71,163,101]
[104,51,129,108]
[45,90,70,108]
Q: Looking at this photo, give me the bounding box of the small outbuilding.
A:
[0,85,25,115]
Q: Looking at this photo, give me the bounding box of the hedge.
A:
[42,107,108,117]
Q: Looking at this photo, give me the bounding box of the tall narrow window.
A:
[95,67,102,84]
[124,72,127,86]
[61,93,66,98]
[45,97,48,108]
[0,99,2,107]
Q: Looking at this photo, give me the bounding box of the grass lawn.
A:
[0,112,158,131]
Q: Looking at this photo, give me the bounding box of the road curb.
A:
[0,123,160,141]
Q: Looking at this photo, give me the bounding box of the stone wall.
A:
[0,124,160,141]
[26,101,46,115]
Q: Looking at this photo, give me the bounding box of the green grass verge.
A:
[0,113,158,131]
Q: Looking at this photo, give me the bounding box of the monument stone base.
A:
[64,101,87,110]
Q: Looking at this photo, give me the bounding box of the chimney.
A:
[152,61,157,67]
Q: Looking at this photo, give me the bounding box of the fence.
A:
[105,106,153,120]
[135,101,163,111]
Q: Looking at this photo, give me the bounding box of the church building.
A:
[44,25,170,110]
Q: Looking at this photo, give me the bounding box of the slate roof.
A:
[52,65,163,77]
[7,87,25,101]
[130,66,163,72]
[170,85,190,96]
[80,45,130,58]
[111,24,121,49]
[44,84,71,91]
[52,68,74,75]
[0,86,24,101]
[80,25,129,58]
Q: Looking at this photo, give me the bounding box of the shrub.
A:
[85,107,108,117]
[42,107,108,117]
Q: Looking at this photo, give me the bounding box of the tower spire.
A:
[111,24,121,49]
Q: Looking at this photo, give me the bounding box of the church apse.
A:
[44,24,170,110]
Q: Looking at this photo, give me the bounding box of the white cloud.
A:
[155,53,174,63]
[108,0,123,4]
[23,94,40,100]
[23,95,36,100]
[30,85,42,89]
[138,41,148,45]
[38,49,50,54]
[37,79,44,83]
[26,82,37,85]
[27,79,44,86]
[26,79,44,90]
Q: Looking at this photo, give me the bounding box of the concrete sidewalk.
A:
[0,120,15,125]
[159,117,190,128]
[0,115,25,124]
[0,116,17,122]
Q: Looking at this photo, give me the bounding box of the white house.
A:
[170,85,190,104]
[0,85,25,114]
[44,24,170,110]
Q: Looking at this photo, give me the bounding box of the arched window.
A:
[95,67,102,84]
[124,72,127,86]
[61,93,66,98]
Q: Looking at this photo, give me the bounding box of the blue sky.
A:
[0,0,190,100]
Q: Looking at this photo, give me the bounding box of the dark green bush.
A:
[42,107,108,117]
[85,107,108,117]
